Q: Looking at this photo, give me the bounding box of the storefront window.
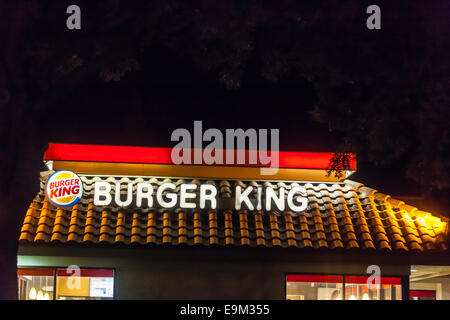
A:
[286,275,344,300]
[17,268,55,300]
[18,267,114,300]
[345,276,402,300]
[286,274,402,300]
[56,269,114,300]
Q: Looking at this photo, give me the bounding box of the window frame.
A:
[285,272,404,300]
[17,266,116,300]
[17,267,55,300]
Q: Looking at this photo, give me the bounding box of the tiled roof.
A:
[19,176,448,252]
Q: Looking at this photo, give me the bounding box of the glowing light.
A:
[416,217,427,226]
[362,294,370,300]
[413,211,447,234]
[426,215,443,229]
[36,290,44,300]
[29,287,37,300]
[44,292,50,300]
[349,295,356,300]
[403,211,415,223]
[43,143,357,170]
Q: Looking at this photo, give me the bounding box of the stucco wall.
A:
[18,245,411,299]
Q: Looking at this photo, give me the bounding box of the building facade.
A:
[17,144,449,300]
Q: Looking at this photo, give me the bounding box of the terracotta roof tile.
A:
[18,177,448,253]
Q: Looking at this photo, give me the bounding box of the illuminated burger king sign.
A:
[45,170,83,207]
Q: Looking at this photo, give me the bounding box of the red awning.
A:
[44,143,356,170]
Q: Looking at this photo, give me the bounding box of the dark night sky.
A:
[1,0,449,302]
[41,43,421,201]
[50,46,329,150]
[29,1,448,216]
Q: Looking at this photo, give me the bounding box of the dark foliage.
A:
[0,0,449,298]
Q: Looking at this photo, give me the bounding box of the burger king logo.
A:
[45,170,83,207]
